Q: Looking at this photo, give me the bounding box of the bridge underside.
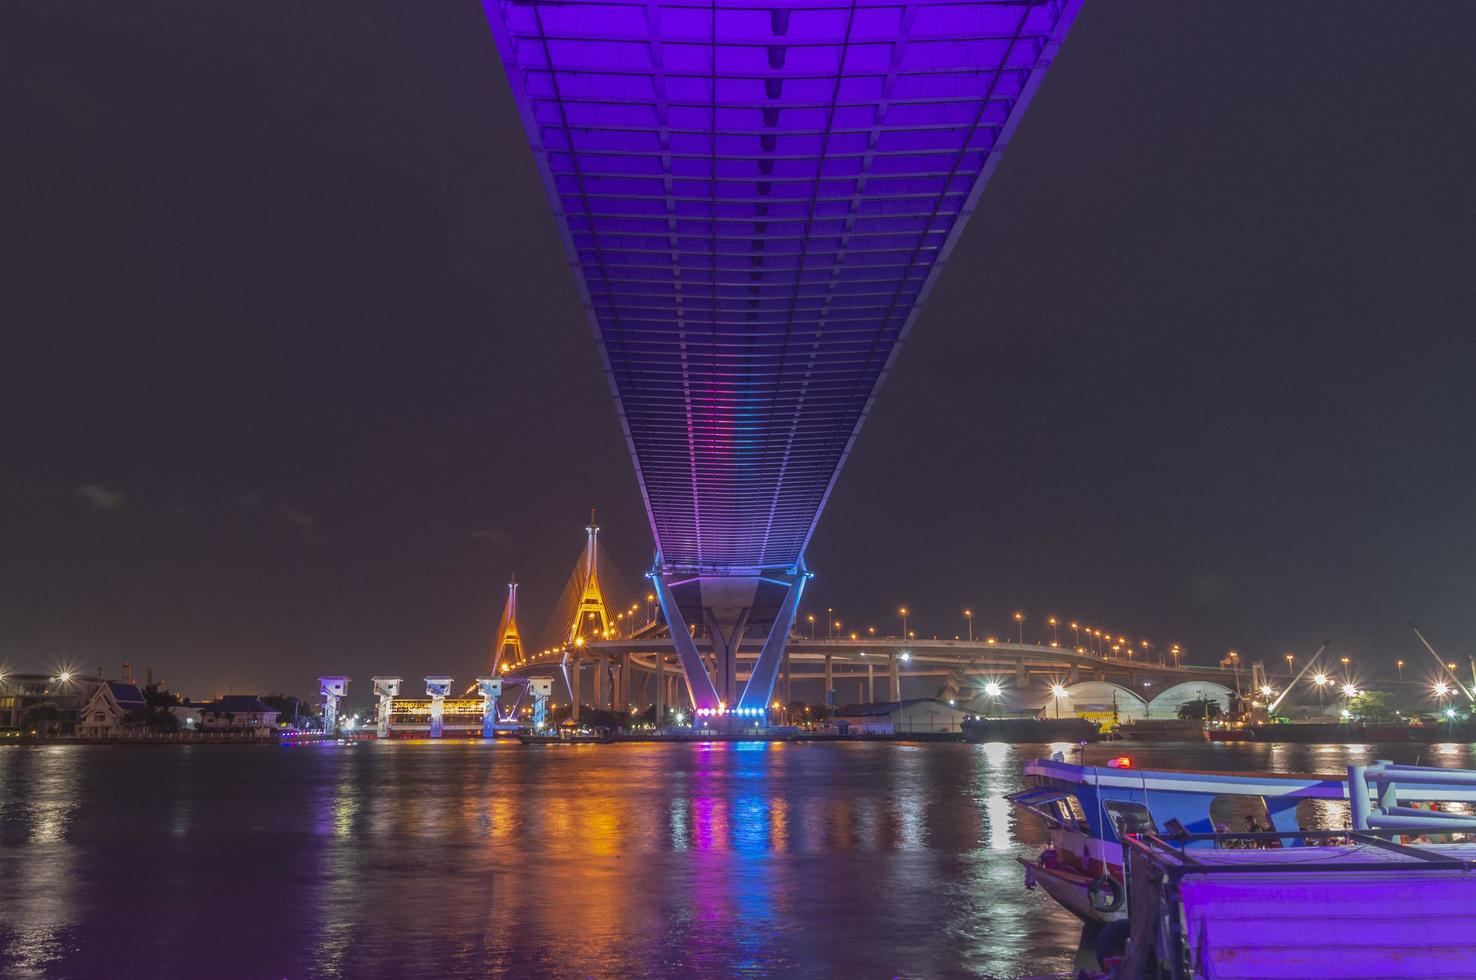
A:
[483,0,1085,718]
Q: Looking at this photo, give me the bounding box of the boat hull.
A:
[962,717,1100,743]
[1020,858,1124,925]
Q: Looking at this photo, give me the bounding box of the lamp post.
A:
[827,608,834,641]
[1171,644,1182,668]
[1071,622,1080,648]
[964,609,973,643]
[899,606,909,640]
[1284,653,1294,676]
[807,614,816,640]
[1396,659,1405,680]
[1313,672,1329,712]
[1013,611,1024,644]
[1048,617,1059,646]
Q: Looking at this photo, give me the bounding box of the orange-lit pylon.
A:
[490,579,524,673]
[568,509,611,643]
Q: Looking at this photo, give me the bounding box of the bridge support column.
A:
[654,654,664,726]
[867,663,875,702]
[705,608,750,708]
[735,566,808,716]
[650,569,721,711]
[889,653,901,701]
[596,652,608,710]
[824,655,834,713]
[783,648,792,705]
[569,656,581,721]
[1016,659,1028,687]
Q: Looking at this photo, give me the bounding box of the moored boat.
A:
[961,716,1100,743]
[1009,755,1476,928]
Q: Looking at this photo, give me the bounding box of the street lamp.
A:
[1050,683,1067,719]
[1313,672,1329,711]
[1048,616,1059,645]
[1284,653,1294,675]
[899,606,909,639]
[1171,644,1182,668]
[1070,622,1080,647]
[827,608,834,640]
[1396,659,1405,680]
[964,608,973,642]
[1013,611,1024,644]
[807,614,816,640]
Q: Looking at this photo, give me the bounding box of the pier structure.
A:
[528,677,554,730]
[425,676,453,738]
[372,676,401,737]
[476,677,502,737]
[318,676,348,735]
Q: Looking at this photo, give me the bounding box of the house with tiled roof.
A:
[199,695,280,736]
[77,682,148,737]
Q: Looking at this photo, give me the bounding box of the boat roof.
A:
[1129,838,1476,978]
[1025,758,1349,799]
[1024,758,1476,803]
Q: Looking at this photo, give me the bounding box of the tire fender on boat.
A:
[1087,874,1123,913]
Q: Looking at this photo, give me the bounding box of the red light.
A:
[1107,756,1132,769]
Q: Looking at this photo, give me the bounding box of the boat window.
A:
[1295,798,1351,833]
[1209,794,1275,835]
[1054,794,1089,831]
[1103,801,1157,839]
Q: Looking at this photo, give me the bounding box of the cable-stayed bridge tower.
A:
[568,511,612,644]
[481,0,1084,721]
[490,579,525,674]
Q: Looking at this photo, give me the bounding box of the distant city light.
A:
[1051,684,1068,698]
[984,682,1002,698]
[1312,673,1329,686]
[1434,682,1451,697]
[1342,683,1359,698]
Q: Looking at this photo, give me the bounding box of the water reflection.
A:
[0,748,80,977]
[2,739,1474,977]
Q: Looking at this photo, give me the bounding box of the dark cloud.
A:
[75,485,124,511]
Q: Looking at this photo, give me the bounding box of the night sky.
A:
[5,2,1475,699]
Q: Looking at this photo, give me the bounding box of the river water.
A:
[2,739,1473,978]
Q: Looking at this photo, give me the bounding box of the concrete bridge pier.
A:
[889,653,901,701]
[568,656,581,721]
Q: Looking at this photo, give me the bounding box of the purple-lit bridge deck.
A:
[482,0,1083,711]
